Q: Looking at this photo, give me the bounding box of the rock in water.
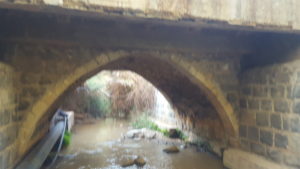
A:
[134,156,146,167]
[120,159,135,167]
[144,130,156,139]
[163,146,180,153]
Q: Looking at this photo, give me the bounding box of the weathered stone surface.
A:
[256,113,269,127]
[120,159,135,167]
[240,99,247,109]
[271,86,285,98]
[282,116,289,131]
[284,153,300,168]
[0,111,10,126]
[271,72,291,84]
[267,148,283,163]
[260,130,273,146]
[163,146,179,153]
[271,114,281,129]
[16,100,30,111]
[248,99,259,110]
[134,156,146,167]
[253,87,268,97]
[248,126,259,142]
[240,112,256,125]
[241,87,252,96]
[250,143,265,156]
[224,149,292,169]
[275,134,288,149]
[240,139,250,151]
[226,93,237,104]
[260,99,272,111]
[293,102,300,114]
[274,100,289,113]
[290,118,300,133]
[288,134,300,153]
[292,85,300,98]
[239,125,247,138]
[0,125,17,151]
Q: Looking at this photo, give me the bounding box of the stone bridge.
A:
[0,1,300,169]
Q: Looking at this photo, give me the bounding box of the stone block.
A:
[271,114,282,129]
[286,86,292,99]
[1,150,9,169]
[16,100,30,112]
[256,113,269,127]
[248,99,259,110]
[267,148,283,163]
[271,72,291,84]
[293,101,300,114]
[240,139,250,151]
[239,125,247,138]
[241,86,252,96]
[260,129,273,146]
[250,143,266,156]
[271,86,285,98]
[248,126,259,142]
[275,133,288,149]
[221,84,238,92]
[261,99,272,111]
[289,133,300,153]
[224,148,292,169]
[292,85,300,98]
[240,98,247,109]
[240,112,256,126]
[274,100,289,113]
[253,86,268,97]
[282,116,289,131]
[0,110,10,126]
[253,74,268,84]
[226,93,237,104]
[290,117,300,133]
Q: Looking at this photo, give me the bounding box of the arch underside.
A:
[18,52,238,157]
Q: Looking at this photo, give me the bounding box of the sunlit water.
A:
[48,118,223,169]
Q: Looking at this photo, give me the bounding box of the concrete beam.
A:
[0,0,299,33]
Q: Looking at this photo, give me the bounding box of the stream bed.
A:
[48,118,223,169]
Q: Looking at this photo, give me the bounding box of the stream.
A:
[48,118,223,169]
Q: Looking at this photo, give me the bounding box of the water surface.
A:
[50,119,223,169]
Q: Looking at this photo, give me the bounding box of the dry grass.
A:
[107,71,156,117]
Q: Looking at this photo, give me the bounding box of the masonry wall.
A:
[0,41,239,167]
[0,62,18,169]
[239,60,300,168]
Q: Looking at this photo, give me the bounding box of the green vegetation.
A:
[175,128,188,141]
[63,131,72,147]
[131,116,187,140]
[86,93,111,118]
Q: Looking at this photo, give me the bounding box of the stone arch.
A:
[17,50,238,156]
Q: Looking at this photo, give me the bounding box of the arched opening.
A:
[18,52,238,162]
[40,68,226,169]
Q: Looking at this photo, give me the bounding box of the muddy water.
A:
[50,119,223,169]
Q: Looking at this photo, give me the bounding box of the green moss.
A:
[63,131,72,147]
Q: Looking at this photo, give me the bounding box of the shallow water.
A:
[49,118,223,169]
